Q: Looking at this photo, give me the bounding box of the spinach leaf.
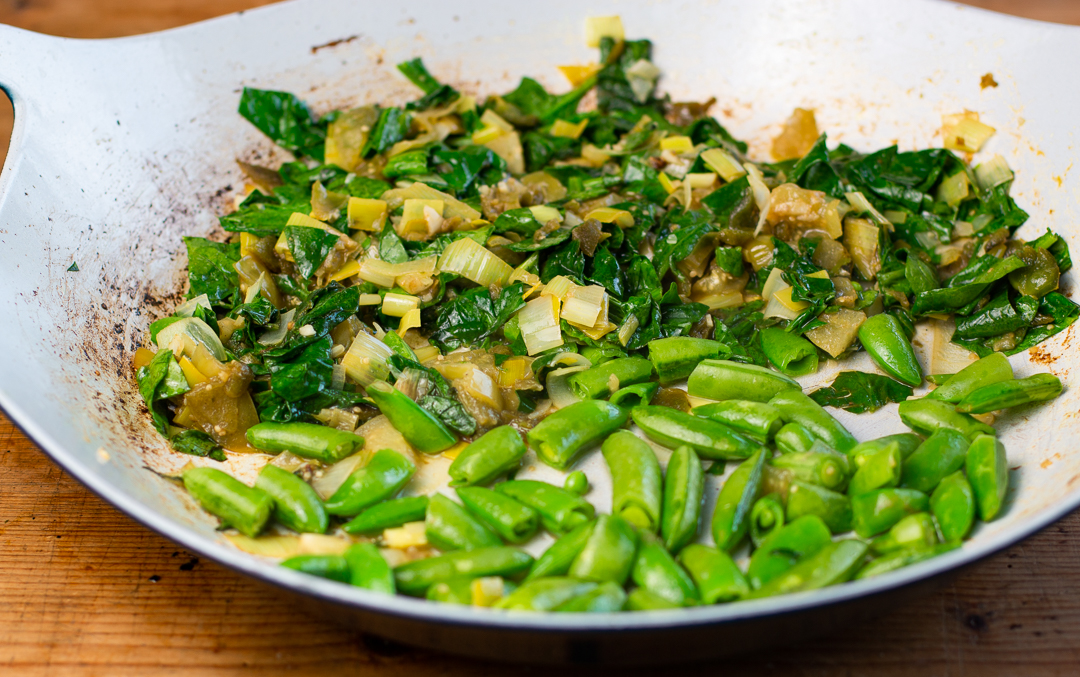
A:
[505,228,573,253]
[493,208,543,237]
[263,284,360,356]
[419,395,477,436]
[1007,292,1080,354]
[429,282,527,351]
[137,350,188,435]
[397,57,446,95]
[363,108,411,157]
[521,131,579,173]
[268,337,335,402]
[379,228,410,264]
[432,145,504,196]
[342,176,392,199]
[285,226,340,278]
[788,134,843,198]
[953,290,1038,340]
[540,238,586,283]
[219,202,296,237]
[170,430,226,462]
[383,149,430,180]
[809,371,913,414]
[238,88,326,160]
[652,210,715,282]
[183,237,240,308]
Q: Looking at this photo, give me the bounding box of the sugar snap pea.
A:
[687,359,800,402]
[648,337,728,386]
[281,554,350,583]
[456,486,540,544]
[344,543,395,594]
[631,531,699,606]
[632,405,761,460]
[527,399,628,470]
[692,400,783,441]
[602,431,663,531]
[394,547,534,596]
[661,445,704,553]
[495,577,598,611]
[851,487,929,538]
[426,577,474,605]
[324,448,416,517]
[564,471,589,496]
[901,428,969,493]
[847,442,901,497]
[966,433,1009,521]
[569,515,639,585]
[255,464,328,534]
[425,493,502,551]
[772,450,849,491]
[749,493,786,547]
[568,356,654,400]
[626,587,683,610]
[678,544,749,604]
[748,540,868,598]
[855,543,958,579]
[928,352,1013,403]
[857,313,923,386]
[366,380,456,454]
[848,433,923,463]
[770,390,858,452]
[870,512,938,555]
[760,326,819,377]
[526,520,595,581]
[447,425,526,487]
[897,398,995,440]
[608,381,660,408]
[774,421,817,454]
[955,373,1063,414]
[930,471,976,541]
[246,421,364,463]
[182,467,273,538]
[712,449,767,551]
[747,515,833,590]
[341,496,429,535]
[786,480,853,534]
[556,580,627,612]
[495,480,595,535]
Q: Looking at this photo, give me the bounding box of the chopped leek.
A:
[844,191,891,227]
[551,119,589,140]
[542,275,577,300]
[660,135,694,153]
[347,198,388,232]
[561,285,607,328]
[397,308,421,337]
[286,212,327,229]
[974,154,1014,190]
[341,330,394,386]
[438,237,513,287]
[381,182,481,222]
[529,205,562,224]
[518,295,564,355]
[700,148,746,182]
[935,172,970,207]
[942,112,996,152]
[358,258,398,288]
[584,15,624,47]
[382,293,419,317]
[583,207,634,228]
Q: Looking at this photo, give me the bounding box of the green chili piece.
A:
[182,467,273,538]
[772,450,849,491]
[556,580,627,612]
[747,515,833,590]
[527,399,628,470]
[857,313,923,387]
[631,405,762,460]
[749,493,786,547]
[568,356,654,400]
[687,359,800,402]
[366,380,456,454]
[631,532,699,606]
[564,470,589,496]
[848,433,923,463]
[748,540,868,598]
[394,547,534,596]
[966,433,1009,521]
[956,373,1063,414]
[901,428,970,493]
[851,487,930,538]
[786,480,852,534]
[568,515,639,585]
[426,577,474,605]
[692,400,783,441]
[325,448,416,517]
[456,486,540,544]
[495,480,596,535]
[425,493,502,551]
[927,352,1013,403]
[897,398,995,440]
[246,421,364,463]
[280,554,350,583]
[447,425,526,486]
[760,326,820,377]
[609,381,660,409]
[344,542,395,594]
[712,449,767,551]
[769,390,858,452]
[602,431,663,531]
[526,521,595,581]
[341,496,429,535]
[930,471,976,542]
[678,544,749,604]
[870,512,938,555]
[847,442,902,497]
[855,543,959,580]
[648,337,727,386]
[255,464,328,534]
[626,587,683,610]
[661,445,705,553]
[774,422,817,454]
[494,577,598,611]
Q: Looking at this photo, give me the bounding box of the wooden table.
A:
[2,1,1080,674]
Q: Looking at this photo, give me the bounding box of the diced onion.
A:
[383,521,428,548]
[700,148,746,182]
[974,154,1013,190]
[804,308,866,358]
[484,131,525,175]
[342,330,394,386]
[312,451,368,500]
[561,285,607,328]
[257,308,296,346]
[547,365,589,409]
[439,237,513,287]
[518,295,564,355]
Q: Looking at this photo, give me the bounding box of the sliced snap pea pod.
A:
[848,433,923,463]
[901,429,969,494]
[956,373,1063,414]
[345,543,395,594]
[786,480,852,534]
[564,471,589,496]
[556,580,627,612]
[749,493,786,547]
[760,464,794,500]
[678,544,749,604]
[687,359,800,402]
[897,398,995,440]
[748,540,868,598]
[602,431,663,531]
[631,532,699,606]
[769,390,858,452]
[325,448,416,517]
[661,445,705,553]
[747,515,833,590]
[855,543,958,580]
[426,576,474,605]
[626,587,683,610]
[772,450,849,492]
[846,442,901,497]
[425,493,502,552]
[569,515,639,585]
[712,449,767,551]
[366,380,457,454]
[648,337,727,386]
[930,471,976,542]
[255,464,328,534]
[182,467,273,538]
[494,577,598,611]
[609,381,660,409]
[394,547,534,596]
[495,480,596,535]
[447,425,526,487]
[246,421,364,463]
[857,313,923,387]
[966,433,1009,521]
[341,496,429,535]
[692,400,783,442]
[774,422,817,454]
[760,327,820,377]
[526,521,595,582]
[870,512,938,555]
[527,399,628,470]
[851,487,930,538]
[928,352,1013,403]
[581,345,627,365]
[456,486,540,544]
[280,554,350,583]
[631,405,762,460]
[568,356,654,400]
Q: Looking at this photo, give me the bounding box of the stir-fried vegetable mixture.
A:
[136,17,1070,611]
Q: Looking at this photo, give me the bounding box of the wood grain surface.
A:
[2,1,1080,675]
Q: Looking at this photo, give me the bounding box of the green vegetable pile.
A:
[137,21,1070,612]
